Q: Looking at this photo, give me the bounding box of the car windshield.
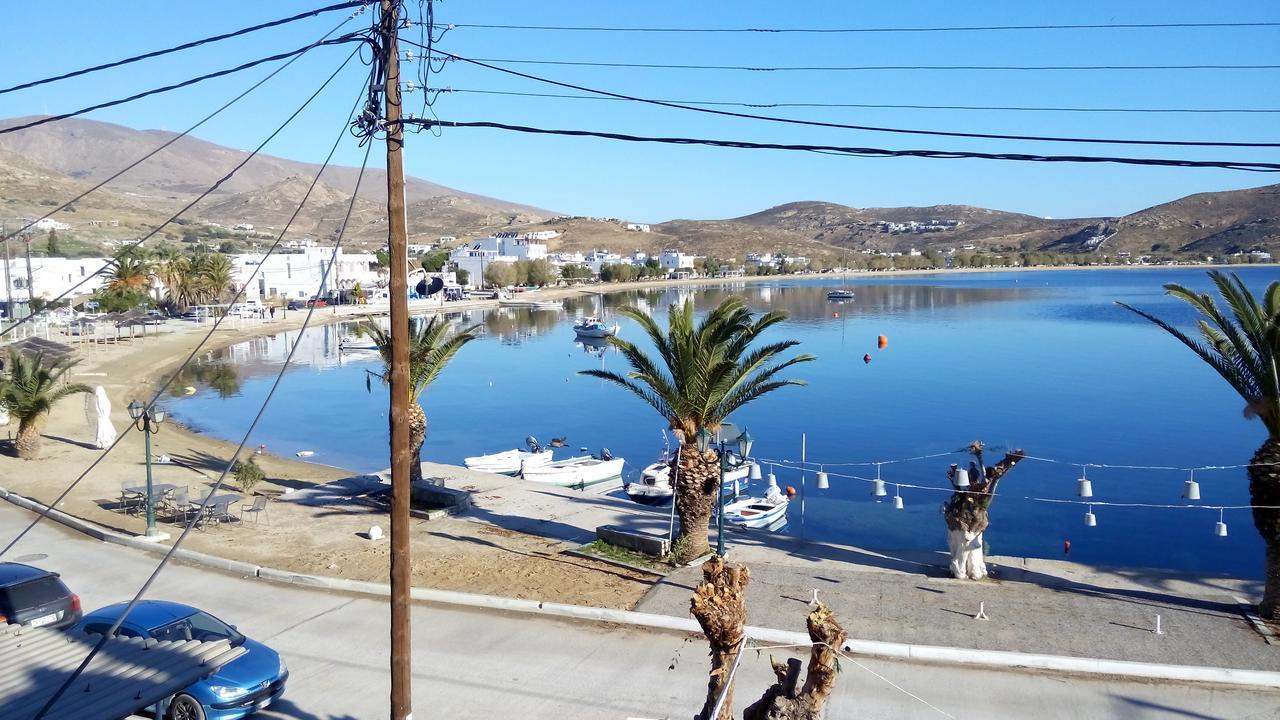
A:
[0,577,65,614]
[150,610,244,646]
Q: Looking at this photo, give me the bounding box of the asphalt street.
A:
[3,503,1279,719]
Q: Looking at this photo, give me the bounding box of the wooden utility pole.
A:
[380,1,414,718]
[23,233,35,318]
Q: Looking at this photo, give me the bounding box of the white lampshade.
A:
[1077,477,1093,498]
[1183,479,1201,501]
[872,479,887,497]
[766,472,778,491]
[893,494,904,510]
[1084,506,1097,527]
[1215,521,1228,537]
[816,469,829,490]
[953,468,969,489]
[749,463,762,481]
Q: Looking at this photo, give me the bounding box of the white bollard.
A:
[1154,614,1164,635]
[974,601,988,620]
[809,589,820,607]
[367,525,384,541]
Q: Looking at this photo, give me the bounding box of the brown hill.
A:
[1106,183,1280,256]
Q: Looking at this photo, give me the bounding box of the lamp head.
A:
[127,400,144,421]
[736,427,754,458]
[153,408,166,424]
[695,427,713,454]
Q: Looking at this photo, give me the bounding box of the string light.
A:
[1084,504,1098,527]
[1184,470,1201,501]
[816,466,830,490]
[893,485,904,510]
[1216,509,1229,537]
[1077,467,1093,498]
[872,463,887,497]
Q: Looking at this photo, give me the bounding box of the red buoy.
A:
[863,353,872,364]
[1063,539,1072,555]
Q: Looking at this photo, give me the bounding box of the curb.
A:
[5,488,1280,690]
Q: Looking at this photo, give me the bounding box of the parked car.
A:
[0,562,82,631]
[79,600,288,719]
[305,297,328,308]
[286,299,306,311]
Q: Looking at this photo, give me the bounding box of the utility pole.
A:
[380,2,413,719]
[24,233,35,318]
[2,223,12,323]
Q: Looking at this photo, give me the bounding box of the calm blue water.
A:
[166,268,1280,577]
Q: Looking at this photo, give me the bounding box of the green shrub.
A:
[233,457,266,494]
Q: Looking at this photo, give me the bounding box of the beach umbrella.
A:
[85,385,117,449]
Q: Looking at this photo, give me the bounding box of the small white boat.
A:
[339,335,379,352]
[826,290,855,301]
[722,485,790,529]
[295,450,315,458]
[522,453,625,489]
[465,448,553,475]
[626,453,755,506]
[530,301,563,311]
[573,316,619,338]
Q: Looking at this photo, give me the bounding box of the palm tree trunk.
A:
[1249,437,1280,620]
[408,403,426,485]
[14,414,46,460]
[672,444,720,561]
[690,556,749,720]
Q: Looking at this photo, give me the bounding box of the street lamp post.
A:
[696,426,754,557]
[127,400,165,537]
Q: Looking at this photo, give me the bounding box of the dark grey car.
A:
[0,562,81,631]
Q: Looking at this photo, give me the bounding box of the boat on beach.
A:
[522,452,625,489]
[573,316,619,338]
[626,454,755,506]
[826,289,855,301]
[465,437,554,475]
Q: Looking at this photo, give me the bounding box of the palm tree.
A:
[105,251,152,294]
[1118,270,1280,619]
[194,254,234,302]
[0,353,91,459]
[581,297,814,560]
[364,317,480,483]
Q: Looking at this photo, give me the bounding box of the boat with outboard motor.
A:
[573,316,619,339]
[522,448,624,489]
[465,436,554,475]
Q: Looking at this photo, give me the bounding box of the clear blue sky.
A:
[2,1,1278,221]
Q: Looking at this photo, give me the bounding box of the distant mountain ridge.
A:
[0,115,1276,259]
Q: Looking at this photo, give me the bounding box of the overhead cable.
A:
[439,20,1280,34]
[1,7,366,247]
[0,1,366,96]
[0,46,363,341]
[0,33,369,137]
[0,71,373,561]
[407,46,1280,148]
[32,137,375,720]
[449,56,1280,73]
[405,118,1280,172]
[447,87,1280,115]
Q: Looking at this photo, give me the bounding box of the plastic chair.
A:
[119,482,142,515]
[240,495,269,525]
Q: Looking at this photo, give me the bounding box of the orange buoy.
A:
[785,486,797,497]
[877,335,888,349]
[863,353,872,364]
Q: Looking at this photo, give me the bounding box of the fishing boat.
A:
[530,300,563,311]
[826,289,855,301]
[522,451,625,489]
[465,437,554,475]
[722,484,790,529]
[627,457,756,506]
[573,316,619,338]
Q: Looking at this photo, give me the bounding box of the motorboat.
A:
[530,301,563,311]
[338,335,379,352]
[722,483,790,529]
[573,316,619,338]
[522,450,625,489]
[465,436,554,475]
[826,289,855,301]
[626,451,756,506]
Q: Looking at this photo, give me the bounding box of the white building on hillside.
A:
[21,218,72,232]
[624,223,651,233]
[449,242,517,286]
[659,249,697,271]
[585,249,622,274]
[232,247,378,302]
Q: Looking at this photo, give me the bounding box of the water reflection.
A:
[168,356,243,399]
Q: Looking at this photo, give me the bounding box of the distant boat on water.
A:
[573,316,619,338]
[826,290,855,301]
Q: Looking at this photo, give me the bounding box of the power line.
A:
[1,8,365,247]
[0,1,366,96]
[447,87,1280,115]
[438,20,1280,34]
[409,46,1280,148]
[450,56,1280,72]
[32,135,375,720]
[0,46,363,341]
[405,118,1280,172]
[0,33,368,137]
[0,69,373,560]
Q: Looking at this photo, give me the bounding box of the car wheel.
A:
[168,694,206,720]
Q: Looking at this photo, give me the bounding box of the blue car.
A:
[78,600,287,720]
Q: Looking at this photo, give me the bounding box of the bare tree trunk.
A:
[743,603,848,720]
[690,555,749,720]
[673,444,720,562]
[14,414,45,460]
[408,403,426,484]
[1249,437,1280,620]
[942,446,1025,580]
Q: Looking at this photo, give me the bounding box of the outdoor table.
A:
[124,483,180,497]
[189,493,244,526]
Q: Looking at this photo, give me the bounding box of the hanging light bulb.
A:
[1084,504,1097,527]
[1215,509,1228,537]
[1077,467,1093,498]
[893,485,904,510]
[749,463,762,481]
[766,466,779,492]
[953,467,969,489]
[816,466,830,490]
[1183,471,1201,501]
[872,464,887,497]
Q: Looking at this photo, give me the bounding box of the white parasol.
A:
[84,385,117,449]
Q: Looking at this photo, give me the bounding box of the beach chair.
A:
[240,495,269,525]
[209,500,234,528]
[166,487,193,524]
[119,482,142,515]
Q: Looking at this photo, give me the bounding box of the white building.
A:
[659,249,696,271]
[232,247,378,302]
[449,242,517,287]
[482,233,549,261]
[584,249,622,274]
[438,236,456,243]
[407,243,434,255]
[0,257,113,313]
[22,218,72,232]
[623,223,651,233]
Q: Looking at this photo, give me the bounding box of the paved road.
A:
[4,504,1279,720]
